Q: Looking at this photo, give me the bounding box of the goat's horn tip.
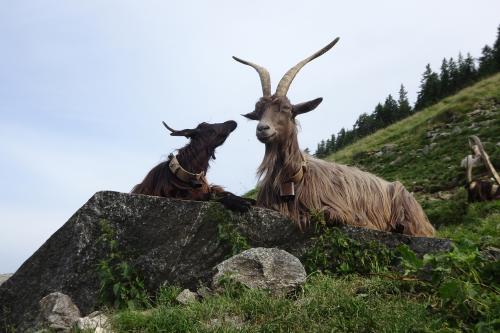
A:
[232,56,245,64]
[330,37,340,47]
[162,121,176,133]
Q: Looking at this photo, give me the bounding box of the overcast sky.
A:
[1,1,499,273]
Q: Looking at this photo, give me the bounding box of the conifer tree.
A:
[315,140,326,157]
[493,24,500,70]
[397,84,412,119]
[328,134,336,153]
[372,103,385,130]
[354,113,375,137]
[462,53,477,84]
[478,45,496,77]
[439,58,451,96]
[336,128,346,150]
[448,57,459,93]
[457,52,467,88]
[383,94,399,124]
[415,64,440,111]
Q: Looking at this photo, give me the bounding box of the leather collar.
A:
[168,154,205,188]
[288,154,307,184]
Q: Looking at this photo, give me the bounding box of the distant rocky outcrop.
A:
[0,191,452,331]
[0,273,12,286]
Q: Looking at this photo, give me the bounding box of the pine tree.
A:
[354,113,376,137]
[439,58,451,96]
[328,134,336,153]
[315,140,326,157]
[372,103,385,130]
[478,45,496,77]
[448,57,459,93]
[384,94,399,124]
[456,52,467,88]
[462,53,477,85]
[493,24,500,70]
[397,84,412,119]
[343,129,355,147]
[336,128,346,150]
[415,64,440,111]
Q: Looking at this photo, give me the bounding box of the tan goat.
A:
[233,38,435,237]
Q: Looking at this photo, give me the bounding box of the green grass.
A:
[111,275,450,333]
[106,75,500,332]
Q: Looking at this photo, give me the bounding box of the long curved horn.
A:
[232,56,271,97]
[162,121,177,133]
[275,37,340,97]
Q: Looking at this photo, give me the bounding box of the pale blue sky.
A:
[1,1,499,273]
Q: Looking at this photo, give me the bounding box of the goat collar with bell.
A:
[280,154,307,198]
[168,154,205,188]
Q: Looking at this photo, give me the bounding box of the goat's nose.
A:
[257,123,270,132]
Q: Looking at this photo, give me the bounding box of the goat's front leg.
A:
[210,186,256,213]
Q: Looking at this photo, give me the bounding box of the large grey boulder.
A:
[213,247,306,295]
[0,191,452,331]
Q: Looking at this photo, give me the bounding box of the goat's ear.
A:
[242,111,260,121]
[292,98,323,117]
[170,129,198,138]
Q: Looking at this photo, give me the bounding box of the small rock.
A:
[443,156,452,162]
[430,142,438,149]
[176,289,198,304]
[196,286,212,299]
[77,311,110,333]
[38,292,81,331]
[208,315,245,330]
[213,247,306,295]
[435,191,453,200]
[451,127,462,134]
[480,246,500,261]
[422,145,431,155]
[389,156,402,166]
[382,144,397,152]
[431,132,450,142]
[467,109,483,117]
[374,151,384,157]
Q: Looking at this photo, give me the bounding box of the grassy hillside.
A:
[327,73,500,241]
[104,75,500,333]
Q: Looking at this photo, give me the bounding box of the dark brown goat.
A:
[132,120,254,212]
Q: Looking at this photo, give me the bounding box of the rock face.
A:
[213,248,306,295]
[0,191,452,331]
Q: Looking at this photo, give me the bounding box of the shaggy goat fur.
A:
[256,120,435,236]
[131,140,223,200]
[132,120,253,212]
[233,37,435,236]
